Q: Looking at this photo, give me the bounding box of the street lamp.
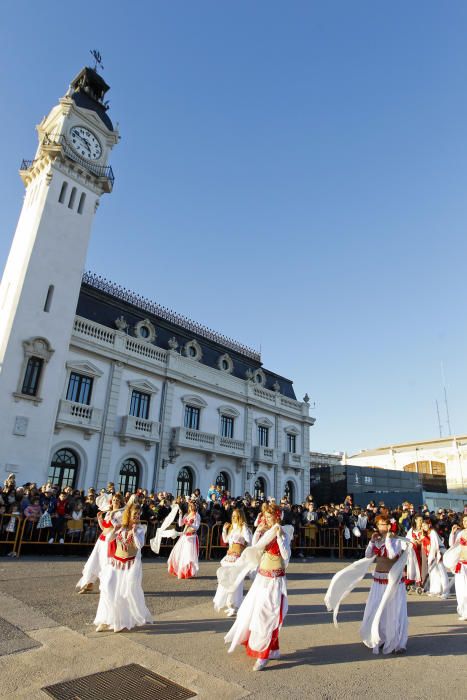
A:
[247,462,260,480]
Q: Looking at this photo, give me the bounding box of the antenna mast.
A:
[441,361,452,435]
[435,399,442,438]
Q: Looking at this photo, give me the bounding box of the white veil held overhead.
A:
[150,504,180,554]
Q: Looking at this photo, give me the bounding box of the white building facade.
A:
[0,67,314,501]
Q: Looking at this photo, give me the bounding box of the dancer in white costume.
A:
[325,514,410,655]
[167,501,201,579]
[420,519,450,598]
[405,515,424,588]
[223,505,291,671]
[445,515,467,620]
[213,508,252,616]
[76,492,125,594]
[94,503,152,632]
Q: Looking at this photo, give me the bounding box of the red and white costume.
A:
[94,524,152,632]
[224,526,291,660]
[405,527,424,586]
[167,510,201,579]
[213,522,252,613]
[421,530,449,598]
[76,511,116,590]
[447,529,467,620]
[360,536,408,654]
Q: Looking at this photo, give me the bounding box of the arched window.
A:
[254,476,266,500]
[118,459,140,494]
[216,471,229,492]
[177,467,193,497]
[68,187,77,209]
[284,480,294,503]
[77,192,86,214]
[48,449,78,489]
[58,181,68,203]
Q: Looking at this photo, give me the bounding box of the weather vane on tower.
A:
[90,49,104,72]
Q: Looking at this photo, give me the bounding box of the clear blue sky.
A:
[1,1,467,454]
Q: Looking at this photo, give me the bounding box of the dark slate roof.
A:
[75,273,297,400]
[70,67,113,131]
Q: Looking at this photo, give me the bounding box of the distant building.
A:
[347,437,467,510]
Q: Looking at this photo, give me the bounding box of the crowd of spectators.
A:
[1,473,466,554]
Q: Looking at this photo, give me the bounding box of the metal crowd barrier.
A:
[10,517,369,560]
[0,513,22,556]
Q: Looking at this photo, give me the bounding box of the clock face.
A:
[69,125,102,160]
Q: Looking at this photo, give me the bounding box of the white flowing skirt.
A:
[224,573,287,658]
[427,561,450,598]
[76,538,107,589]
[213,555,244,612]
[94,556,153,632]
[167,533,199,579]
[360,577,408,654]
[455,562,467,620]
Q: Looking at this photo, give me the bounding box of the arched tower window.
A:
[43,285,54,312]
[77,192,86,214]
[284,480,294,503]
[118,458,140,494]
[177,467,194,497]
[254,476,266,500]
[48,448,79,489]
[58,181,68,203]
[216,471,229,492]
[68,187,77,209]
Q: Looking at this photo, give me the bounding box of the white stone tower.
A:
[0,67,118,483]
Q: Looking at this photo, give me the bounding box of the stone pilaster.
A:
[94,360,124,489]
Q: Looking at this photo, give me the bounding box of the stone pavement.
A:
[0,556,465,699]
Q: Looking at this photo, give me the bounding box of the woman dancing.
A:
[167,501,201,579]
[446,514,467,620]
[76,492,124,594]
[213,508,252,616]
[405,514,424,589]
[325,514,409,655]
[222,504,291,671]
[94,502,152,632]
[421,519,449,598]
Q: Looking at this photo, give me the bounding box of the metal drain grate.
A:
[42,663,197,699]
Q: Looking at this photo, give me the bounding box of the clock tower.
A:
[0,67,119,482]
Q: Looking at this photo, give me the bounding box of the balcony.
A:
[55,400,103,438]
[283,452,305,470]
[253,445,278,464]
[171,427,246,458]
[117,415,160,449]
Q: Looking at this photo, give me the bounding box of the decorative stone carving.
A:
[134,319,156,343]
[115,315,128,331]
[303,393,310,404]
[168,336,179,350]
[184,339,202,361]
[245,368,254,381]
[272,380,281,392]
[217,353,234,374]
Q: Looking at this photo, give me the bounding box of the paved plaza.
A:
[0,555,465,699]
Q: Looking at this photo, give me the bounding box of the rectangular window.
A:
[66,372,93,405]
[184,405,200,430]
[129,390,150,419]
[258,426,269,447]
[286,433,297,453]
[21,357,44,396]
[221,415,234,438]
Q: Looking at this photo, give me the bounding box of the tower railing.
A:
[20,133,114,185]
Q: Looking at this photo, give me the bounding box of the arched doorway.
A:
[48,448,79,489]
[284,480,294,503]
[254,476,266,500]
[177,467,194,497]
[216,471,229,492]
[118,458,140,494]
